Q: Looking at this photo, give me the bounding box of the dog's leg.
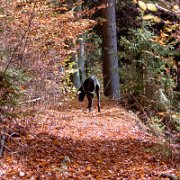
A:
[87,94,93,112]
[96,89,101,112]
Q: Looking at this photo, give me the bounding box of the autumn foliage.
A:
[0,0,180,179]
[0,0,96,71]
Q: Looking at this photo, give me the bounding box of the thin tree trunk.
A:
[76,0,85,83]
[175,43,180,91]
[67,0,81,88]
[70,52,81,88]
[101,0,120,98]
[77,37,85,83]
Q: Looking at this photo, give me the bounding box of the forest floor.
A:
[0,100,179,179]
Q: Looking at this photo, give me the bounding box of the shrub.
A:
[0,68,29,116]
[119,26,175,114]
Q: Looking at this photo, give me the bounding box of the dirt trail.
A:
[1,100,179,179]
[42,100,146,140]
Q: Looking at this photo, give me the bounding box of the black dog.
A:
[78,76,100,112]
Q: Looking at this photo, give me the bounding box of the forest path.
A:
[1,100,179,179]
[42,100,146,140]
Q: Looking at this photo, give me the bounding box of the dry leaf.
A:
[146,3,157,12]
[138,1,147,11]
[143,14,154,20]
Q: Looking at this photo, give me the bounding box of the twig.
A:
[2,144,12,153]
[20,97,42,104]
[0,134,6,156]
[155,3,180,21]
[156,4,171,13]
[8,132,21,139]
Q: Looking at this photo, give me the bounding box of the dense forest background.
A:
[0,0,179,179]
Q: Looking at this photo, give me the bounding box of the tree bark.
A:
[77,37,86,83]
[101,0,120,99]
[76,0,85,83]
[70,52,81,88]
[66,0,81,88]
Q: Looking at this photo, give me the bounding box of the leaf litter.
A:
[0,100,179,179]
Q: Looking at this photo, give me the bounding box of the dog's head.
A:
[78,87,85,102]
[78,92,85,101]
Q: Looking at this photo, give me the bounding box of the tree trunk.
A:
[77,37,85,83]
[66,0,81,88]
[70,52,81,88]
[101,0,120,99]
[76,0,85,83]
[175,42,180,92]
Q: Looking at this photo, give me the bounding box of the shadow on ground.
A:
[4,132,179,179]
